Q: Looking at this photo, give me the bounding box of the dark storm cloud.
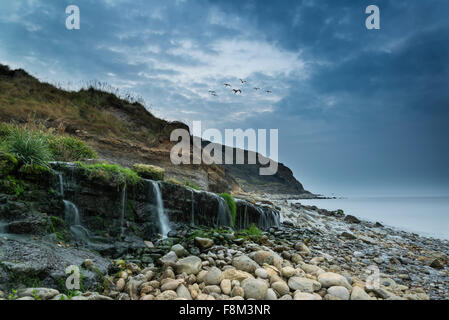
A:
[0,0,448,195]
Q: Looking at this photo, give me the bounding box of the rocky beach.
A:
[1,172,448,301]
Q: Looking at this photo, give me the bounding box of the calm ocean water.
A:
[297,197,449,240]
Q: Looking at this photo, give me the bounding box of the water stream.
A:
[148,180,170,237]
[120,185,127,236]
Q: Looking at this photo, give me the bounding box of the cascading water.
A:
[191,190,195,226]
[0,221,7,235]
[58,173,64,197]
[57,172,92,243]
[120,185,127,236]
[216,196,232,227]
[149,180,170,237]
[64,200,80,226]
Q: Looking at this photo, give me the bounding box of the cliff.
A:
[0,63,310,196]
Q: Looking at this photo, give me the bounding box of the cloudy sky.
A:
[1,0,448,196]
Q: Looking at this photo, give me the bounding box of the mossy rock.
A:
[132,164,165,181]
[0,151,18,177]
[18,164,54,184]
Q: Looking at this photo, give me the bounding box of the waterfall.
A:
[120,185,127,236]
[64,200,80,226]
[0,221,7,235]
[242,205,248,229]
[149,180,170,238]
[58,173,64,197]
[216,196,232,227]
[191,190,195,226]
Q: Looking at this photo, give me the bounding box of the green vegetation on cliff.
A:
[0,123,97,166]
[77,162,142,187]
[220,192,237,226]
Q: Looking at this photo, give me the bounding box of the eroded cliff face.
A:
[0,64,309,196]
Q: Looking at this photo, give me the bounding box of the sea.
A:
[295,196,449,240]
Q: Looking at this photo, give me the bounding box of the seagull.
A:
[240,79,247,84]
[209,90,217,94]
[254,87,261,91]
[211,93,218,97]
[232,89,242,95]
[265,90,272,94]
[224,83,232,88]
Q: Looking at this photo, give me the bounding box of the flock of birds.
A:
[208,79,272,97]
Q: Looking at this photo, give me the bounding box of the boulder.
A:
[18,288,59,300]
[175,256,202,275]
[249,250,283,270]
[271,281,290,296]
[327,286,350,300]
[293,292,322,300]
[318,272,352,290]
[171,244,189,258]
[350,286,373,300]
[205,267,224,285]
[288,277,321,293]
[232,255,259,273]
[223,269,254,282]
[241,278,268,300]
[194,237,214,250]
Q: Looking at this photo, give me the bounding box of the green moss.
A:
[184,180,202,191]
[47,215,70,241]
[18,164,54,184]
[132,163,165,181]
[77,162,142,188]
[220,192,237,226]
[0,175,26,196]
[235,224,263,240]
[0,151,18,177]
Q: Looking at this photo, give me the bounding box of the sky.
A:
[0,0,448,197]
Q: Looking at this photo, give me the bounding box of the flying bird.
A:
[265,90,272,94]
[240,79,247,84]
[232,89,242,95]
[224,83,232,88]
[254,87,261,91]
